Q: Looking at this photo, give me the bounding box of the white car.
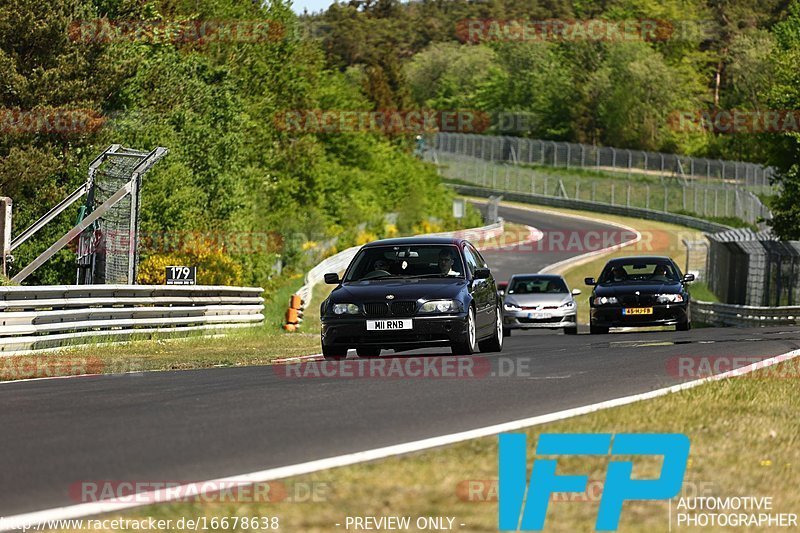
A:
[502,274,581,335]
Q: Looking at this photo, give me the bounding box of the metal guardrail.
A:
[295,221,506,307]
[450,184,732,234]
[0,285,264,355]
[692,300,800,327]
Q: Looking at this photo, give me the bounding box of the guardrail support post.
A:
[0,197,11,278]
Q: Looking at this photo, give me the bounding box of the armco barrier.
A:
[692,300,800,327]
[0,285,264,355]
[450,184,733,234]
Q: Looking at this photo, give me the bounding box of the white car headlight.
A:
[419,299,462,313]
[332,303,359,315]
[656,294,684,303]
[503,302,521,311]
[560,300,575,309]
[593,296,619,305]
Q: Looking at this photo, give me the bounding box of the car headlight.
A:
[656,294,684,303]
[560,301,575,309]
[503,302,521,311]
[593,296,618,305]
[419,299,462,313]
[332,303,359,315]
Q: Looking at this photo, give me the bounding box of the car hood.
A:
[505,293,572,307]
[331,278,468,302]
[593,281,683,296]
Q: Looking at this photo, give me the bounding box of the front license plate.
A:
[366,319,412,331]
[529,312,552,319]
[623,307,653,315]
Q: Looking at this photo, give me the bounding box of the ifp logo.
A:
[499,433,690,531]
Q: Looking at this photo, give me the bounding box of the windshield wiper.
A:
[409,273,462,278]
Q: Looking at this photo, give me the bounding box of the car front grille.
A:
[390,301,416,316]
[364,303,389,317]
[518,316,563,324]
[620,295,656,306]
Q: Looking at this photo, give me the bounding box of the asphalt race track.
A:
[2,205,798,519]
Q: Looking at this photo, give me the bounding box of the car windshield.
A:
[599,261,679,283]
[344,245,466,281]
[508,277,568,294]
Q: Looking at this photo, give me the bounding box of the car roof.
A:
[605,256,673,264]
[361,236,466,247]
[509,273,565,280]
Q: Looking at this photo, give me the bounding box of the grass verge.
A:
[81,357,800,532]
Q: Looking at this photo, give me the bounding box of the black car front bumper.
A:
[321,313,469,350]
[590,302,689,328]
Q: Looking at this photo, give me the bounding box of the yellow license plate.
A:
[623,307,653,315]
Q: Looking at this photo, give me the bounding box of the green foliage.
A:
[1,0,464,286]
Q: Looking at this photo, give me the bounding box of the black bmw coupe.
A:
[585,256,694,334]
[320,237,504,359]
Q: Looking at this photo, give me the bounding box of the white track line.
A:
[4,348,799,531]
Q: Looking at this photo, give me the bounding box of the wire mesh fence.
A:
[706,229,800,307]
[434,132,775,194]
[427,134,772,226]
[76,146,167,285]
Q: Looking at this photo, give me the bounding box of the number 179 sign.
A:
[166,266,197,285]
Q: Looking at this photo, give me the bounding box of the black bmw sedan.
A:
[320,237,503,359]
[585,256,694,334]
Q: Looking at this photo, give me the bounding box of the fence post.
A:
[726,188,730,216]
[580,145,586,167]
[714,189,718,217]
[627,149,632,175]
[566,144,571,169]
[663,185,668,212]
[611,183,615,205]
[592,181,597,201]
[682,187,686,210]
[646,185,650,209]
[626,183,631,207]
[0,197,11,278]
[575,178,581,200]
[544,176,549,196]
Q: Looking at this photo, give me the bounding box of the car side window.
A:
[471,246,488,268]
[462,246,479,277]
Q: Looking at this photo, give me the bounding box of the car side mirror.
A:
[584,277,596,286]
[324,273,341,284]
[683,274,695,283]
[474,268,491,279]
[571,288,582,296]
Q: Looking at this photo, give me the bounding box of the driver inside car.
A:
[610,266,627,282]
[651,264,671,281]
[437,249,460,276]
